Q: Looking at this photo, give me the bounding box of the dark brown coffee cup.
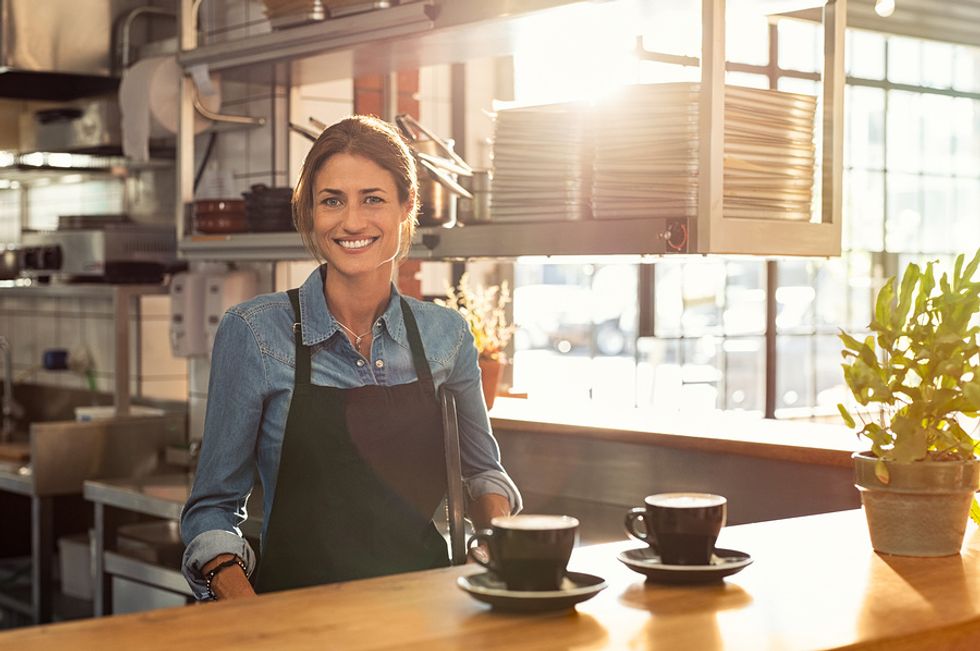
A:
[467,514,579,591]
[624,493,727,565]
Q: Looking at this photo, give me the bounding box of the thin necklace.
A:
[335,319,372,352]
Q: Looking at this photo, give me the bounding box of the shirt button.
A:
[375,320,382,328]
[356,359,365,367]
[375,359,384,368]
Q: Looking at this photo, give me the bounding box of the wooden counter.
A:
[4,509,980,650]
[488,397,860,467]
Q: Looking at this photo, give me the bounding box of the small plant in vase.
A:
[436,273,515,410]
[837,249,980,556]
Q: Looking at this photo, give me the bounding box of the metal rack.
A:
[174,0,844,261]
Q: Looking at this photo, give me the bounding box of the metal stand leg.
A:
[93,503,113,617]
[440,388,466,565]
[30,496,53,624]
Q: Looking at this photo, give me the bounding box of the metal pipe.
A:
[0,335,15,441]
[116,6,177,72]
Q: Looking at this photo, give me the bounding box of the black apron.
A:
[253,288,450,593]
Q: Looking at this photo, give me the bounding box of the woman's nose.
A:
[339,203,368,230]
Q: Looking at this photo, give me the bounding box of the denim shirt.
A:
[180,266,522,599]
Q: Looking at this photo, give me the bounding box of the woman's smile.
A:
[335,236,379,251]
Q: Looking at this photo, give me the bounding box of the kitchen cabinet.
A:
[174,0,844,261]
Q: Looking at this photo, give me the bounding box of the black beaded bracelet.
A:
[205,557,247,600]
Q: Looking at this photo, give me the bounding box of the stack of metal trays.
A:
[592,83,816,221]
[490,103,592,222]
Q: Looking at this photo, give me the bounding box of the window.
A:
[507,14,980,418]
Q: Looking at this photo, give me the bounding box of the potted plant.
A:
[437,273,515,410]
[838,249,980,556]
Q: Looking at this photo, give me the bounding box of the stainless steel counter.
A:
[0,460,30,495]
[83,474,192,520]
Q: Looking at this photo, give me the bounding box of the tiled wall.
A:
[0,292,187,402]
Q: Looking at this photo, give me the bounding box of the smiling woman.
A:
[179,115,521,602]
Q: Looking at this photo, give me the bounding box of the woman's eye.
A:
[321,197,342,207]
[364,196,384,205]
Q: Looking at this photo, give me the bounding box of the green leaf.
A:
[962,249,980,286]
[838,330,865,352]
[895,263,919,329]
[875,278,895,332]
[965,383,980,410]
[875,459,890,484]
[837,404,855,429]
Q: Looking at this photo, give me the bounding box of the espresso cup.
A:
[467,514,579,591]
[624,493,727,565]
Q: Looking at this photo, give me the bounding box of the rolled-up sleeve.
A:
[179,311,265,599]
[444,312,523,515]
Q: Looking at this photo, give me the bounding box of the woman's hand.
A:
[202,554,257,601]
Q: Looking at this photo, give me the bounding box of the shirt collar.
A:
[296,265,407,348]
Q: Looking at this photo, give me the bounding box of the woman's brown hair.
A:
[292,115,419,261]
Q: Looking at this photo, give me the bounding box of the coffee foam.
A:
[646,493,726,508]
[491,514,579,530]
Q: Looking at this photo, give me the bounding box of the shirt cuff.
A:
[181,530,257,601]
[463,470,523,515]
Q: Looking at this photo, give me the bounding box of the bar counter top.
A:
[488,397,861,467]
[4,509,979,650]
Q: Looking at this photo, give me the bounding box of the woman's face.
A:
[312,152,411,280]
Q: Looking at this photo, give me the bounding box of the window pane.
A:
[640,4,699,59]
[682,337,722,410]
[777,18,821,74]
[845,85,885,170]
[776,260,816,334]
[953,44,980,93]
[954,178,980,252]
[885,172,923,253]
[887,36,921,86]
[726,12,769,66]
[846,29,885,80]
[921,40,953,89]
[952,98,980,178]
[776,335,814,410]
[680,260,725,337]
[921,176,955,253]
[922,94,953,176]
[815,334,848,412]
[723,336,765,413]
[724,261,766,335]
[654,261,683,337]
[638,338,681,410]
[886,91,923,173]
[813,257,846,331]
[845,251,874,331]
[777,77,819,96]
[843,169,884,251]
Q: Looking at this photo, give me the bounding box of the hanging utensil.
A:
[394,114,475,228]
[395,114,473,175]
[289,122,320,142]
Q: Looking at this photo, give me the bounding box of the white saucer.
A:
[617,547,753,584]
[457,570,607,612]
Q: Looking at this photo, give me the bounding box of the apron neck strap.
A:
[287,288,311,385]
[399,297,436,398]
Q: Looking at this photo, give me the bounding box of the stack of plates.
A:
[592,83,816,221]
[490,103,592,222]
[262,0,325,28]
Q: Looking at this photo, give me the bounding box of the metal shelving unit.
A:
[174,0,844,262]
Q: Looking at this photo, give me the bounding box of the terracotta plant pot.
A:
[478,357,504,411]
[853,451,980,557]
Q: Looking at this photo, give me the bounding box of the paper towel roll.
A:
[119,56,222,162]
